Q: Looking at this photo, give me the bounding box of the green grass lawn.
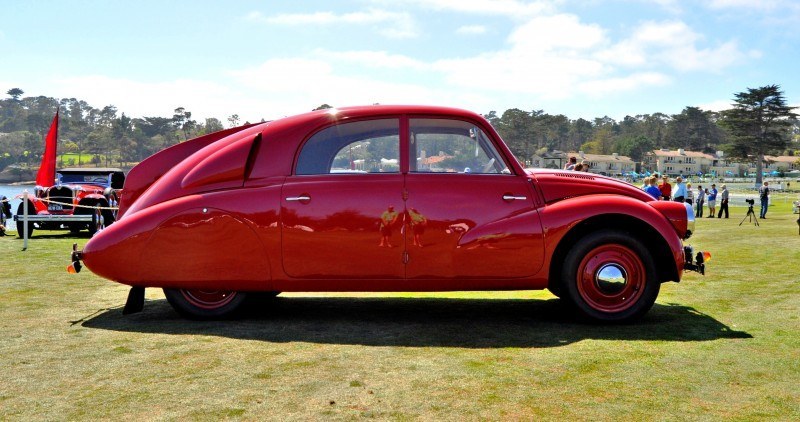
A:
[1,203,798,420]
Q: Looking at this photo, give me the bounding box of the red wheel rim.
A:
[576,244,645,313]
[180,290,237,309]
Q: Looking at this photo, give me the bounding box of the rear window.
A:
[295,119,400,175]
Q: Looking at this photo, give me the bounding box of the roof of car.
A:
[277,105,485,126]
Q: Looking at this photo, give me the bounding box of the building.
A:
[567,151,635,176]
[530,150,567,169]
[747,155,800,175]
[645,149,713,176]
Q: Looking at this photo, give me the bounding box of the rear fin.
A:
[118,123,260,217]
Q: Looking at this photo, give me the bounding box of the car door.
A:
[281,118,406,279]
[404,117,544,280]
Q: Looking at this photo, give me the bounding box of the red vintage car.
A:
[73,105,705,322]
[16,168,125,236]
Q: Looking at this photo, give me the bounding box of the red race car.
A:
[16,168,124,236]
[72,105,705,322]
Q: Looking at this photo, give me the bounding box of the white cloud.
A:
[246,9,418,39]
[456,25,486,35]
[696,99,734,112]
[509,14,605,51]
[30,4,755,123]
[708,0,782,10]
[597,20,747,73]
[387,0,556,18]
[313,49,429,71]
[579,72,671,96]
[228,58,458,114]
[50,75,254,122]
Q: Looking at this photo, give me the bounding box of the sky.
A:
[2,0,799,124]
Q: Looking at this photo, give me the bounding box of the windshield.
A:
[58,172,112,185]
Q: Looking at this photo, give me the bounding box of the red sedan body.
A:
[78,105,700,322]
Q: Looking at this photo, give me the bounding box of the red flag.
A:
[36,110,59,187]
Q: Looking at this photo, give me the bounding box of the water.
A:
[0,184,35,210]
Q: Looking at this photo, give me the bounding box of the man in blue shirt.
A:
[707,184,718,217]
[672,176,687,202]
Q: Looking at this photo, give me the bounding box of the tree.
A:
[495,108,534,159]
[6,88,24,100]
[664,107,725,151]
[614,135,655,162]
[227,114,240,128]
[313,104,333,110]
[567,118,593,152]
[203,118,224,134]
[720,85,798,186]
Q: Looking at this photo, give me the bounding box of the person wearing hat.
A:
[707,183,718,217]
[672,176,686,202]
[717,184,729,218]
[658,175,672,201]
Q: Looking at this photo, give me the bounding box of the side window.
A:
[296,119,400,175]
[409,118,510,174]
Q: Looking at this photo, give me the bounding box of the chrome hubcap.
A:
[595,263,627,294]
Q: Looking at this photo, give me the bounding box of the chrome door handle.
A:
[502,195,527,201]
[285,195,311,202]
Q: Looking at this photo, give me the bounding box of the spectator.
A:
[564,156,577,170]
[658,175,672,200]
[717,184,729,218]
[672,176,686,202]
[645,177,661,200]
[696,185,705,217]
[580,161,591,172]
[685,182,693,205]
[573,163,584,172]
[707,183,718,218]
[759,181,770,219]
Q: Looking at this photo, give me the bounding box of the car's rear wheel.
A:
[561,230,659,323]
[163,288,247,319]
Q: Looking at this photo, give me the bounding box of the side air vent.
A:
[556,173,596,181]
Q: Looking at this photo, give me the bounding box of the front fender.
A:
[540,194,684,281]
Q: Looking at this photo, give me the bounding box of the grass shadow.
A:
[6,231,92,240]
[80,297,751,348]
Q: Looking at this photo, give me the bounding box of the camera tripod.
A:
[739,204,759,226]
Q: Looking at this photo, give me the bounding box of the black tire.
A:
[87,208,104,236]
[560,230,659,323]
[15,202,34,238]
[163,288,247,320]
[102,209,116,226]
[547,283,564,299]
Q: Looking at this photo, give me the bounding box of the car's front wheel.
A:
[163,288,247,319]
[561,230,659,323]
[15,202,34,238]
